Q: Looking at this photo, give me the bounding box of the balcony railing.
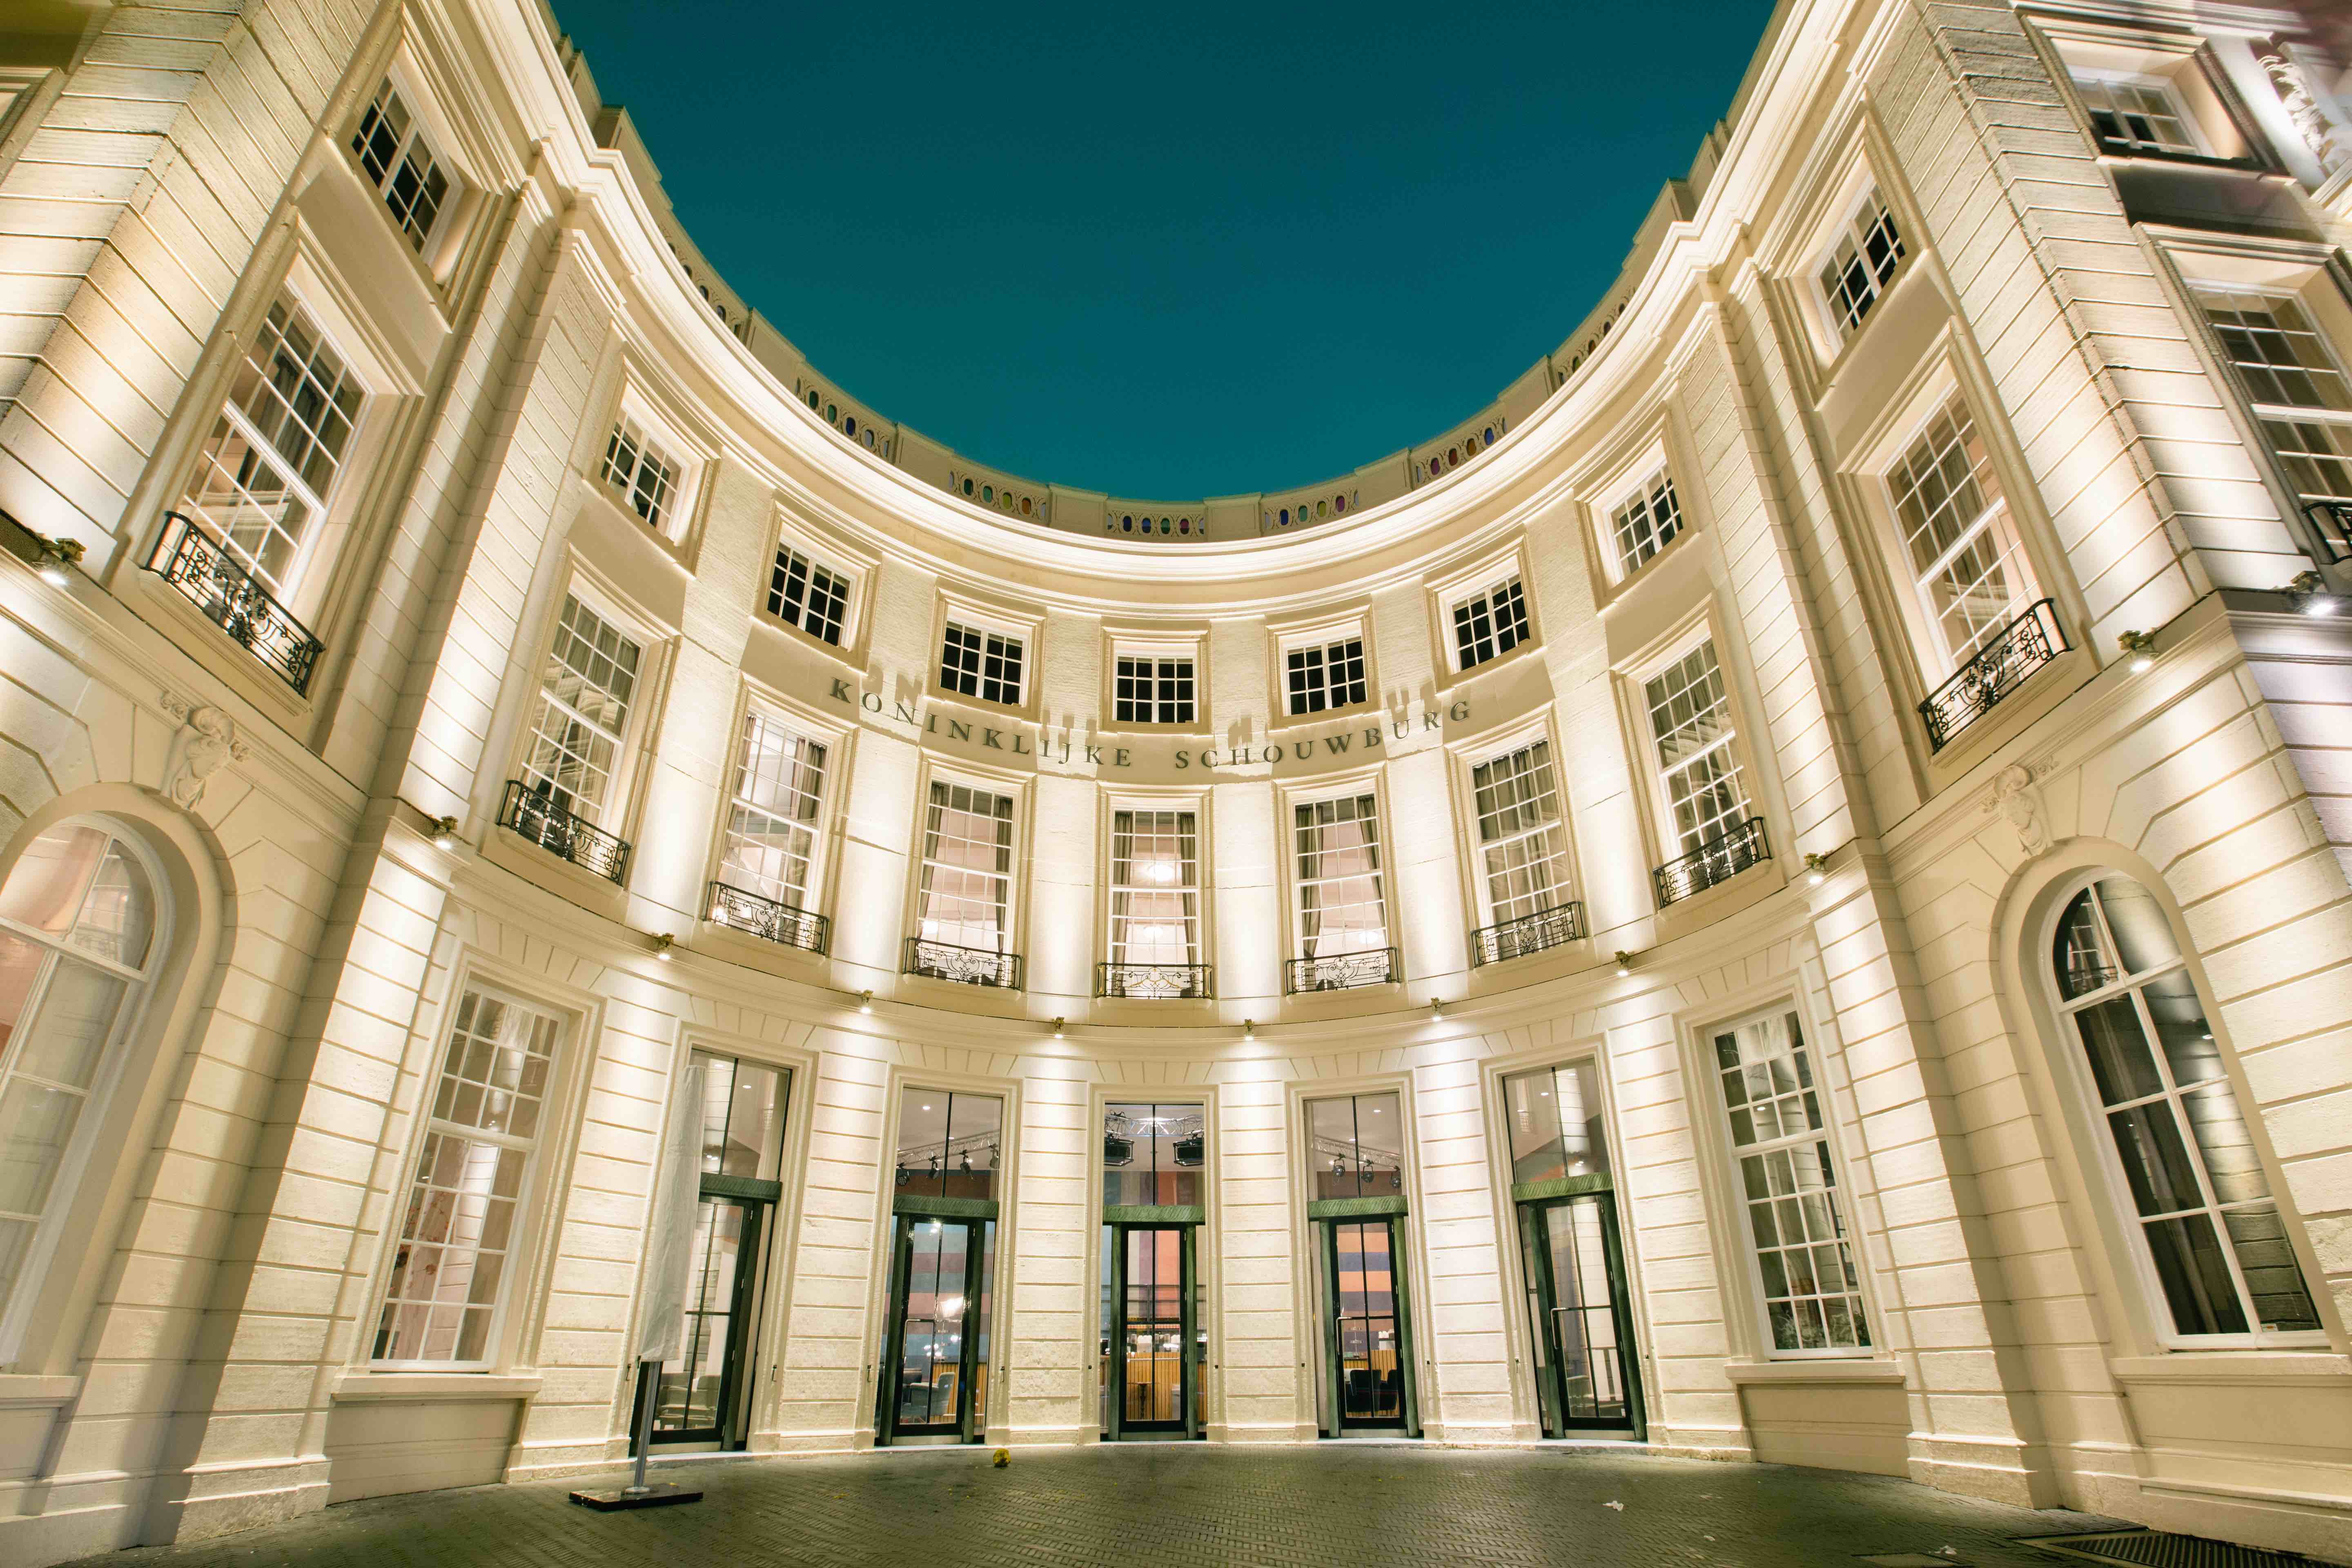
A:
[146,513,324,695]
[1096,961,1214,1000]
[1917,598,2069,752]
[1284,947,1400,994]
[903,936,1023,990]
[1470,901,1586,967]
[498,780,630,884]
[2305,500,2352,564]
[1653,816,1770,907]
[707,881,828,955]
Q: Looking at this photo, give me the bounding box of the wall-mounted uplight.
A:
[1803,851,1830,887]
[2287,569,2339,618]
[1052,1017,1066,1040]
[858,990,874,1014]
[1243,1018,1256,1042]
[1614,949,1638,978]
[2117,629,2157,675]
[650,932,676,962]
[1429,999,1446,1020]
[33,534,81,588]
[429,815,460,852]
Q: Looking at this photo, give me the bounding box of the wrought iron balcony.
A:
[498,780,630,884]
[1096,961,1214,1000]
[1652,816,1770,907]
[903,936,1023,989]
[2305,500,2352,564]
[1283,947,1400,994]
[707,881,828,955]
[1917,598,2069,752]
[146,512,324,695]
[1470,901,1586,967]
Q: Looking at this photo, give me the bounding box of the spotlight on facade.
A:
[34,535,82,588]
[1243,1019,1255,1041]
[429,815,460,852]
[2117,628,2157,675]
[1430,999,1445,1020]
[859,990,873,1013]
[2287,570,2338,617]
[1803,851,1830,887]
[1614,949,1637,978]
[1052,1016,1065,1040]
[650,933,676,961]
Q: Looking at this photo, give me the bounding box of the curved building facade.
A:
[2,0,2352,1561]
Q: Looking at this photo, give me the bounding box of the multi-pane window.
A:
[0,823,159,1338]
[1114,655,1195,725]
[599,419,679,533]
[940,621,1024,706]
[350,78,452,250]
[2196,290,2352,519]
[1711,1009,1871,1354]
[1887,401,2038,669]
[915,782,1015,952]
[1643,640,1751,855]
[1819,189,1906,338]
[1108,810,1200,967]
[371,986,561,1366]
[767,545,850,645]
[1292,795,1388,958]
[2051,875,2320,1342]
[520,594,641,822]
[717,710,827,909]
[1609,470,1684,578]
[175,295,362,598]
[1285,636,1368,715]
[2071,74,2201,156]
[1452,575,1530,670]
[1471,740,1574,924]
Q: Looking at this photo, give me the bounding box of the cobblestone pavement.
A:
[79,1445,2138,1568]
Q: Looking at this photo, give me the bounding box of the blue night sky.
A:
[548,1,1776,499]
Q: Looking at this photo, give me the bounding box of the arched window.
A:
[2048,874,2321,1343]
[0,820,165,1331]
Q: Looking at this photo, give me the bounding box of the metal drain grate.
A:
[2019,1530,2319,1568]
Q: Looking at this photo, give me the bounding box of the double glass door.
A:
[1103,1224,1200,1438]
[1517,1194,1642,1435]
[879,1214,994,1443]
[649,1196,767,1444]
[1318,1216,1414,1433]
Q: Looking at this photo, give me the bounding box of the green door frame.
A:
[1314,1210,1418,1437]
[876,1210,991,1445]
[1512,1178,1644,1439]
[1104,1221,1200,1441]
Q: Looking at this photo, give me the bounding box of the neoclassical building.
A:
[1,0,2350,1561]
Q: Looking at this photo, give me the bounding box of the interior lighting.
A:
[1138,859,1178,885]
[1614,949,1638,978]
[2117,629,2157,675]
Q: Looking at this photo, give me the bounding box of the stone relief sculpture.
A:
[160,690,251,809]
[2259,46,2349,174]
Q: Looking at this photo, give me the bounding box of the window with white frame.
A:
[1292,794,1388,958]
[2070,72,2203,156]
[914,781,1015,953]
[1114,651,1195,725]
[1818,188,1907,339]
[350,77,454,252]
[1608,469,1684,578]
[717,709,827,911]
[370,984,561,1366]
[1886,399,2039,671]
[2050,874,2321,1342]
[766,544,851,646]
[940,620,1024,706]
[174,293,363,600]
[1470,739,1574,925]
[2194,287,2352,518]
[519,593,641,823]
[1451,573,1531,670]
[0,821,163,1346]
[1285,633,1367,715]
[1108,808,1201,968]
[1710,1008,1871,1354]
[599,417,681,534]
[1642,639,1752,855]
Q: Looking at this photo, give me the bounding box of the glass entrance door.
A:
[1319,1216,1413,1432]
[1518,1194,1641,1435]
[1107,1224,1197,1437]
[650,1196,765,1443]
[879,1214,993,1443]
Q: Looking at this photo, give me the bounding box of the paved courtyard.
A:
[64,1445,2165,1568]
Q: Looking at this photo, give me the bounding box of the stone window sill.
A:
[2107,1351,2348,1386]
[0,1373,80,1408]
[1721,1358,1907,1385]
[332,1370,545,1401]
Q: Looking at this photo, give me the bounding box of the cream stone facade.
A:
[2,0,2351,1562]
